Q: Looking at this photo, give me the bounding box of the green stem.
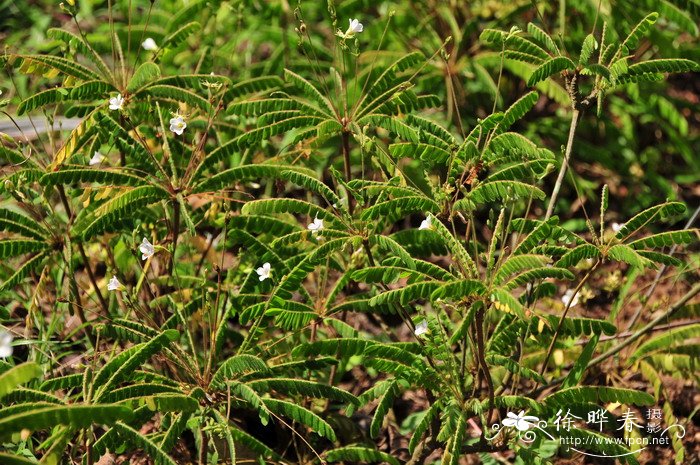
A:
[169,198,180,276]
[77,241,109,315]
[538,259,599,378]
[545,108,579,220]
[341,129,352,181]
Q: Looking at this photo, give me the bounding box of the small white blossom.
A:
[141,37,157,51]
[107,275,122,291]
[561,289,579,308]
[332,197,347,209]
[346,18,364,36]
[612,222,624,233]
[414,320,429,336]
[89,151,105,166]
[418,214,433,230]
[169,115,187,135]
[0,330,13,358]
[139,237,155,260]
[256,262,272,281]
[307,216,324,234]
[502,411,539,432]
[108,94,124,111]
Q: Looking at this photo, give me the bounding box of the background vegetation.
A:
[0,0,698,464]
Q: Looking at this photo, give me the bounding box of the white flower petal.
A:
[346,18,364,36]
[0,345,12,358]
[418,215,432,230]
[107,275,122,291]
[561,289,579,307]
[308,216,324,233]
[108,94,124,111]
[89,151,105,166]
[169,116,187,135]
[0,330,14,358]
[256,262,272,281]
[348,18,363,33]
[414,320,429,336]
[142,38,157,51]
[139,237,155,261]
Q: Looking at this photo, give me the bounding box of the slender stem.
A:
[625,203,700,330]
[77,242,109,315]
[538,260,599,378]
[589,281,700,367]
[169,198,180,276]
[545,108,580,220]
[559,0,566,38]
[56,186,95,347]
[475,306,495,425]
[531,280,700,397]
[341,129,351,181]
[199,429,208,465]
[67,265,95,348]
[85,435,92,465]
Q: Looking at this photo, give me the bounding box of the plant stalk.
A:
[625,203,700,330]
[589,280,700,367]
[169,198,180,276]
[77,241,109,315]
[538,259,599,378]
[545,108,579,220]
[341,129,352,182]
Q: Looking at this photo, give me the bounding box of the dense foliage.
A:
[1,1,698,464]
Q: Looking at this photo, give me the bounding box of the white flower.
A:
[169,115,187,135]
[332,197,347,209]
[418,214,433,230]
[256,262,272,281]
[141,37,157,51]
[346,18,364,36]
[108,94,124,111]
[139,237,155,260]
[107,275,122,291]
[414,320,429,336]
[0,330,13,358]
[561,289,579,308]
[612,222,624,233]
[502,411,539,432]
[307,216,324,234]
[89,151,105,166]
